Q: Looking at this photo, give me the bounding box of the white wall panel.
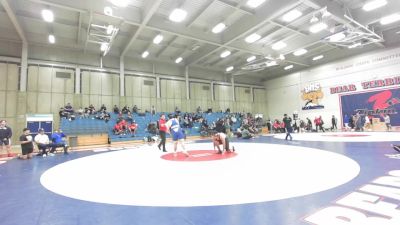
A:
[0,63,6,91]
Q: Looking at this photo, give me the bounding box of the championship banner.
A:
[340,88,400,126]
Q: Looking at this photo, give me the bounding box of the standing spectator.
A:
[384,114,391,131]
[19,128,34,160]
[157,114,167,152]
[306,118,312,132]
[283,114,293,141]
[331,115,338,131]
[355,113,363,131]
[0,120,12,157]
[151,105,156,116]
[34,128,50,157]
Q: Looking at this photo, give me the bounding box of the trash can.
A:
[69,136,78,148]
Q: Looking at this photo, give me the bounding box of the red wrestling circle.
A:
[161,150,237,162]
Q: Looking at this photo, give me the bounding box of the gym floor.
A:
[0,132,399,225]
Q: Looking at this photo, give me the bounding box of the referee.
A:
[0,120,13,157]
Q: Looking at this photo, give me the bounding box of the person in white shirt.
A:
[34,128,50,157]
[384,114,391,131]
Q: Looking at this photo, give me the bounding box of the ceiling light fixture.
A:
[142,51,149,58]
[104,6,113,16]
[363,0,387,11]
[328,32,346,42]
[175,57,183,64]
[282,9,302,22]
[169,8,187,22]
[226,66,234,72]
[246,0,266,8]
[312,55,324,61]
[266,61,278,67]
[309,22,328,33]
[348,42,361,49]
[284,65,293,70]
[41,9,54,22]
[220,50,231,58]
[153,34,163,44]
[245,33,261,43]
[106,25,114,35]
[100,43,108,51]
[212,23,226,34]
[310,14,319,23]
[272,41,287,50]
[293,49,307,56]
[279,54,285,60]
[321,10,331,18]
[247,55,256,62]
[110,0,129,7]
[380,13,400,25]
[48,34,55,44]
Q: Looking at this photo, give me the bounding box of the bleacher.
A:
[60,112,242,144]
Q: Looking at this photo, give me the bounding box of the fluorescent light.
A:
[220,50,231,58]
[106,25,114,35]
[279,54,285,60]
[282,9,302,22]
[226,66,234,72]
[246,0,266,8]
[309,22,327,33]
[284,65,293,70]
[310,15,319,23]
[293,49,307,56]
[245,33,261,43]
[272,41,287,50]
[380,13,400,25]
[142,51,149,58]
[266,61,277,67]
[48,34,55,44]
[247,55,256,62]
[312,55,324,61]
[363,0,387,11]
[328,32,346,42]
[153,34,163,44]
[212,23,226,34]
[41,9,54,22]
[100,43,108,51]
[348,42,361,49]
[175,57,183,63]
[104,6,113,16]
[169,8,187,22]
[110,0,129,7]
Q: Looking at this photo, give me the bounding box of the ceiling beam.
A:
[83,11,92,53]
[120,0,163,57]
[188,0,303,65]
[156,36,178,58]
[186,0,217,28]
[216,0,254,15]
[28,0,88,13]
[1,0,27,43]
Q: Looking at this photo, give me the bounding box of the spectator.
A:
[88,104,96,114]
[113,123,123,135]
[225,108,231,113]
[196,106,202,113]
[64,103,74,114]
[126,111,133,122]
[132,105,139,113]
[129,121,138,137]
[0,120,12,157]
[175,106,181,114]
[49,129,68,155]
[283,114,293,141]
[306,118,312,132]
[384,114,391,131]
[100,104,107,112]
[151,105,156,115]
[34,128,50,157]
[113,105,120,114]
[122,105,130,114]
[331,115,338,131]
[19,128,34,160]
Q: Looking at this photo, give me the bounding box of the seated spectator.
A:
[100,104,107,112]
[132,105,140,113]
[147,122,158,135]
[113,105,120,114]
[126,111,133,122]
[49,129,68,155]
[128,121,138,137]
[34,128,50,157]
[241,128,254,139]
[122,105,130,114]
[77,107,85,118]
[113,123,123,135]
[207,107,213,114]
[64,103,74,114]
[59,108,68,119]
[88,104,96,114]
[175,106,181,114]
[225,108,231,113]
[196,106,202,113]
[104,112,111,123]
